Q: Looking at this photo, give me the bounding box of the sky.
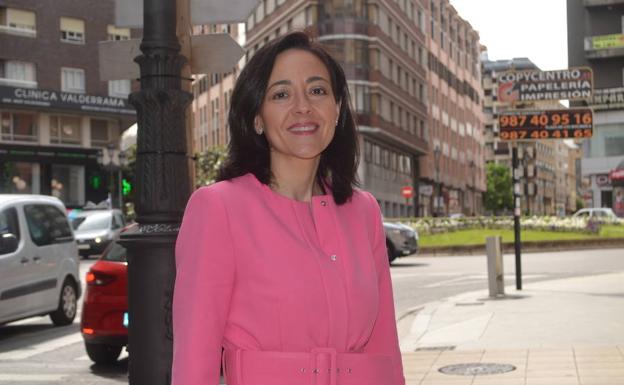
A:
[449,0,568,71]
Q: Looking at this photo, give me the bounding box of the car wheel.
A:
[85,342,122,365]
[49,279,77,326]
[386,240,397,264]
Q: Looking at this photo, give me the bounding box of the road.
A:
[0,248,622,384]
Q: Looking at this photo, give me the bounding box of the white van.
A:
[0,195,81,326]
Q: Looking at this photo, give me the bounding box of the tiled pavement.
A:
[401,346,624,385]
[397,270,624,384]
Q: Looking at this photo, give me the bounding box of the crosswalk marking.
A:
[0,332,83,361]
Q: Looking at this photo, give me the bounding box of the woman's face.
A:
[256,49,340,165]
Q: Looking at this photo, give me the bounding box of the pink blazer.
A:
[172,173,405,385]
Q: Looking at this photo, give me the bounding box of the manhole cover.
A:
[439,363,516,376]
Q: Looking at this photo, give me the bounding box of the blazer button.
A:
[330,254,337,261]
[320,200,327,206]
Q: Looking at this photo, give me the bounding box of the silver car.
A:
[71,209,126,258]
[383,222,419,263]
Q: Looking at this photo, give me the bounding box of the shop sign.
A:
[498,108,593,141]
[595,174,611,187]
[419,185,433,196]
[610,169,624,181]
[497,67,593,103]
[590,87,624,111]
[0,86,136,115]
[591,33,624,50]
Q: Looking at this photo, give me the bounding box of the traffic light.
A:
[122,178,132,196]
[90,175,102,190]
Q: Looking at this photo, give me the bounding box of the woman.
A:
[173,32,405,385]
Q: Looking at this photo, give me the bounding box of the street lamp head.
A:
[96,149,104,165]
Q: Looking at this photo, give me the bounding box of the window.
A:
[0,60,37,88]
[108,79,130,98]
[0,7,36,36]
[90,119,109,147]
[107,25,130,41]
[50,115,82,145]
[61,67,85,93]
[60,17,85,43]
[24,204,73,246]
[0,208,20,254]
[1,111,37,141]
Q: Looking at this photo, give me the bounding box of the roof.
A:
[0,194,65,207]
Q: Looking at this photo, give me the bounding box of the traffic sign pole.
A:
[512,145,522,290]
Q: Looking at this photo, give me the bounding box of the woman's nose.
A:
[293,92,312,113]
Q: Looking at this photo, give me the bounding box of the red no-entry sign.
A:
[401,186,414,199]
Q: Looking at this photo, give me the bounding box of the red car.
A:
[80,240,128,364]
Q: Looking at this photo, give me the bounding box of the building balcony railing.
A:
[0,78,37,88]
[584,33,624,59]
[0,24,36,38]
[582,0,624,7]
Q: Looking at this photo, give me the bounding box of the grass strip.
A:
[419,226,623,248]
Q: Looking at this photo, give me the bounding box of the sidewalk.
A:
[397,272,624,385]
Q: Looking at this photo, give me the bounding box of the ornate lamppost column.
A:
[119,0,193,383]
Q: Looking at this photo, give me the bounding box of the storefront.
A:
[0,85,135,208]
[610,161,624,217]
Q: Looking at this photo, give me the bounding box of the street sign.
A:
[191,34,245,74]
[498,108,593,141]
[99,35,245,80]
[114,0,142,28]
[401,186,414,199]
[497,67,593,103]
[191,0,259,25]
[99,39,142,81]
[115,0,260,28]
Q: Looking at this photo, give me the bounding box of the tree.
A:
[195,146,227,187]
[484,162,513,215]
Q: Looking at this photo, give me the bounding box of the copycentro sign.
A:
[497,67,593,103]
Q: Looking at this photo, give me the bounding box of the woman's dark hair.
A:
[217,31,359,205]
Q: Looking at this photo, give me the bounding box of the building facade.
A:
[422,0,485,217]
[567,0,624,215]
[0,0,136,208]
[482,58,578,215]
[237,0,485,217]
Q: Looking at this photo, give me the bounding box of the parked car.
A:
[572,208,620,222]
[80,239,128,364]
[71,208,126,258]
[0,194,81,326]
[383,221,418,263]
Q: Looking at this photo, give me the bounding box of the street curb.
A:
[419,237,624,256]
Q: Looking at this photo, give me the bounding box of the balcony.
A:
[584,33,624,59]
[583,0,624,6]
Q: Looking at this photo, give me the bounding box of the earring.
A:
[256,126,264,135]
[335,118,339,127]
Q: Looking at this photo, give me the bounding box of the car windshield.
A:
[103,242,127,262]
[72,212,111,231]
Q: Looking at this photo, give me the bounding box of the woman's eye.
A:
[271,90,288,100]
[311,87,328,95]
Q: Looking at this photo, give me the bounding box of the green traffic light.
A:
[122,178,132,196]
[90,175,101,189]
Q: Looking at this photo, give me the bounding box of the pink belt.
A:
[222,347,394,385]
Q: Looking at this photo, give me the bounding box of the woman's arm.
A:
[172,187,235,385]
[361,192,406,385]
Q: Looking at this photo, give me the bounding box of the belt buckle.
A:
[309,347,337,385]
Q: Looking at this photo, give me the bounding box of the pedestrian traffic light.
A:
[122,178,132,196]
[90,175,102,190]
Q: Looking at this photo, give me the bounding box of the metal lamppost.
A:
[433,144,441,217]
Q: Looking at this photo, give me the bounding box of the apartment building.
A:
[239,0,488,217]
[190,23,242,154]
[567,0,624,215]
[482,57,578,215]
[423,0,485,216]
[0,0,136,208]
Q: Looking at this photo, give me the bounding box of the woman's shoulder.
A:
[187,173,258,205]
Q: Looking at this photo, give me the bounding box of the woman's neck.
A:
[269,156,322,202]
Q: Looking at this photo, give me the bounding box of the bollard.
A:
[486,236,505,297]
